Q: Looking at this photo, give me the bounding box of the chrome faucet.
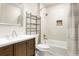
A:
[12,30,17,37]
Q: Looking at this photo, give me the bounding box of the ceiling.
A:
[41,3,57,7]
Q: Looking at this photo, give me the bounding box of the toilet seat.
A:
[36,44,49,51]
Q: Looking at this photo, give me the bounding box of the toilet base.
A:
[36,49,50,56]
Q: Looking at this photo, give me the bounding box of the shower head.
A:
[44,13,48,16]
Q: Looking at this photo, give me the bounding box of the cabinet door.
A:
[14,41,26,56]
[26,38,35,56]
[0,45,13,56]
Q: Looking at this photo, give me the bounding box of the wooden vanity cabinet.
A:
[0,38,35,56]
[26,38,35,56]
[14,41,27,56]
[14,38,35,56]
[0,45,13,56]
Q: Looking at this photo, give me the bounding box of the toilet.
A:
[35,34,49,55]
[36,43,49,51]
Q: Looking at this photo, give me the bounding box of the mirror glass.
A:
[0,3,23,26]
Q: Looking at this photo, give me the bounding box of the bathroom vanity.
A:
[0,35,36,56]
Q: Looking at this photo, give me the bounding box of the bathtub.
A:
[40,39,68,55]
[42,39,67,49]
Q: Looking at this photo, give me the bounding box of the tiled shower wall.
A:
[73,3,79,55]
[68,3,79,56]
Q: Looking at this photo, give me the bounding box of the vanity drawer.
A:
[0,45,13,56]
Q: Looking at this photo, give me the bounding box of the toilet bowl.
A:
[36,43,49,51]
[36,43,49,56]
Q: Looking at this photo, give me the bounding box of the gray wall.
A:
[0,3,39,37]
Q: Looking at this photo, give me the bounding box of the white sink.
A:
[17,35,36,39]
[6,34,37,44]
[17,35,31,39]
[9,35,36,40]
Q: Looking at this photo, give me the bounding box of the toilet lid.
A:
[37,44,49,49]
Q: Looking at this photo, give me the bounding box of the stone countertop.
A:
[0,35,36,48]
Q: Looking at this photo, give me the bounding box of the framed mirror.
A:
[0,3,23,26]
